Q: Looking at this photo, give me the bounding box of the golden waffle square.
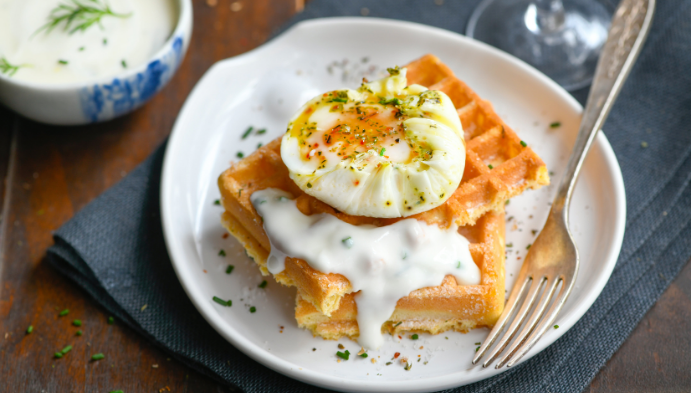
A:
[295,209,506,339]
[218,54,548,316]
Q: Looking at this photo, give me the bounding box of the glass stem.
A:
[528,0,565,34]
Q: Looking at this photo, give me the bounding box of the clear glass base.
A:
[467,0,611,91]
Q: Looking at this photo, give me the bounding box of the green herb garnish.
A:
[554,325,559,329]
[411,334,419,340]
[550,121,561,128]
[488,164,493,169]
[218,249,226,257]
[331,97,348,103]
[359,352,368,358]
[26,325,34,334]
[474,342,481,345]
[236,151,244,159]
[35,0,132,36]
[212,296,231,307]
[258,280,267,288]
[249,306,256,313]
[54,352,63,359]
[91,353,105,361]
[79,46,85,51]
[59,309,69,317]
[58,59,69,65]
[72,319,82,327]
[393,322,402,328]
[456,261,461,269]
[76,330,83,336]
[379,148,386,156]
[107,316,114,325]
[342,236,354,249]
[214,199,221,205]
[256,128,266,134]
[336,350,350,360]
[306,182,312,188]
[120,59,127,68]
[526,244,532,250]
[61,345,73,354]
[0,57,26,76]
[225,265,234,274]
[242,126,253,139]
[520,140,527,147]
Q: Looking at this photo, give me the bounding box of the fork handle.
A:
[552,0,655,217]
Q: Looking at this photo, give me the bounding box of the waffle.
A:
[218,54,548,316]
[295,209,506,340]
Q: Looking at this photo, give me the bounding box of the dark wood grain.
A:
[0,0,689,392]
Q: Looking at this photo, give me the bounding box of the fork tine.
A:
[495,277,560,368]
[472,275,530,365]
[505,276,574,367]
[481,276,545,368]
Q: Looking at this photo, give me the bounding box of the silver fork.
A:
[473,0,655,369]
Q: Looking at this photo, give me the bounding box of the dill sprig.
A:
[35,0,131,36]
[0,57,25,76]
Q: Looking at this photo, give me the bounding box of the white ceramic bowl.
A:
[0,0,192,126]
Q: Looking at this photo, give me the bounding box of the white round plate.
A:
[161,18,625,393]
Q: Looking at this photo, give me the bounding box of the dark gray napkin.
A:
[47,0,691,392]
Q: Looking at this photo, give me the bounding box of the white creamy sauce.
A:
[251,188,480,350]
[0,0,176,84]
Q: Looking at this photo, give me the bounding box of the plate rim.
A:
[160,16,627,392]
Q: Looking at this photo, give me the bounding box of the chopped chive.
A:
[332,97,348,103]
[79,46,85,51]
[72,319,82,327]
[385,362,392,365]
[249,306,256,313]
[242,126,253,139]
[550,121,561,128]
[554,325,559,329]
[212,296,231,307]
[225,265,234,274]
[103,38,107,45]
[238,188,243,197]
[393,322,402,328]
[475,342,481,345]
[54,352,63,359]
[411,334,419,340]
[306,182,312,188]
[488,164,493,169]
[359,353,368,358]
[26,325,33,334]
[475,346,480,352]
[91,353,105,360]
[218,249,226,257]
[110,391,124,393]
[108,316,114,325]
[258,280,267,288]
[257,143,263,149]
[121,59,127,68]
[336,350,350,360]
[404,362,412,371]
[59,309,69,317]
[256,128,266,134]
[379,147,386,156]
[58,59,68,65]
[526,244,532,250]
[213,199,221,205]
[76,330,82,336]
[61,345,72,354]
[236,151,244,159]
[520,140,527,147]
[505,200,510,205]
[342,236,354,249]
[456,261,461,268]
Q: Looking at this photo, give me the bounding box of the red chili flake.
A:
[354,180,360,186]
[398,335,402,339]
[222,233,229,239]
[360,140,365,145]
[314,143,319,148]
[394,352,401,359]
[517,257,522,260]
[203,270,207,273]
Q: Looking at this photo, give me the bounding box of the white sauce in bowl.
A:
[0,0,176,84]
[251,188,480,350]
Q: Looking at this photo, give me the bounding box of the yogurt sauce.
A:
[251,188,480,350]
[0,0,176,84]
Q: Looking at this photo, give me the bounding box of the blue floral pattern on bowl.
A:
[79,36,184,123]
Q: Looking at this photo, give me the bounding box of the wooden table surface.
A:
[1,0,690,392]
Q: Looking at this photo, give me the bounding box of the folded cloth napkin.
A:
[47,0,691,392]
